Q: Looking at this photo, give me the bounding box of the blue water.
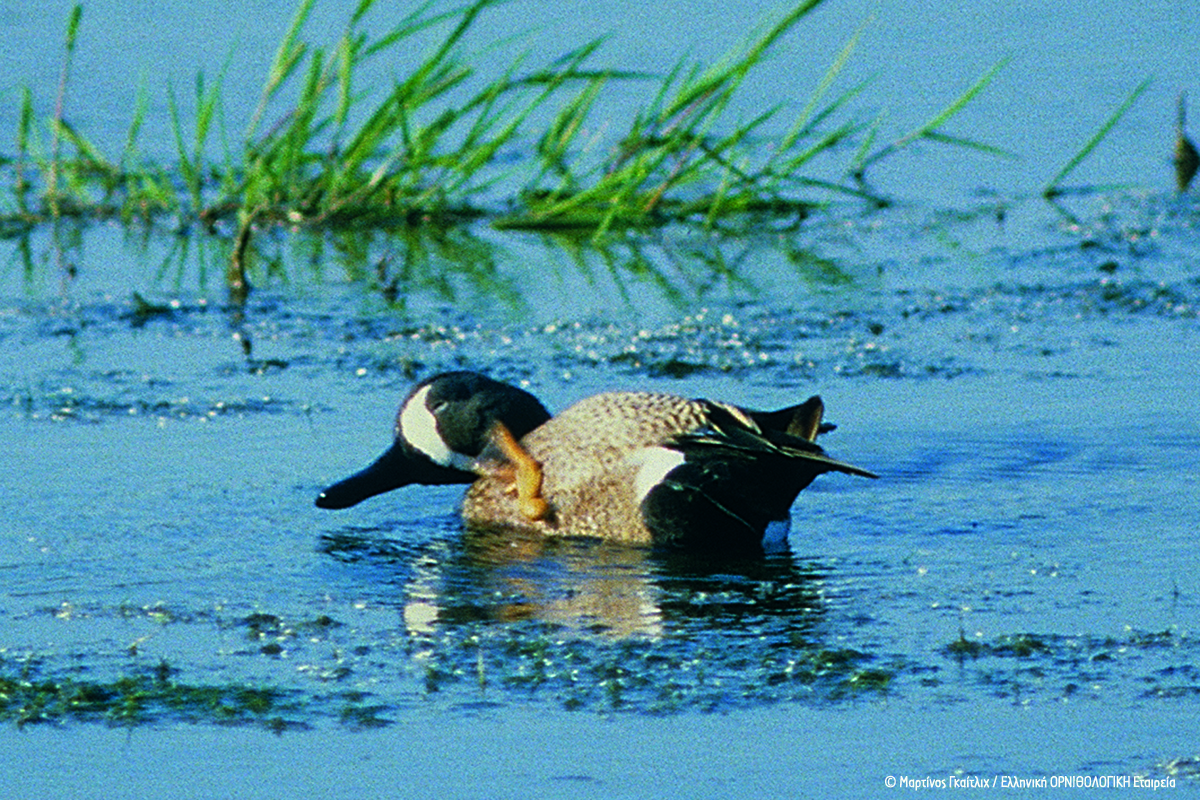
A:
[2,1,1200,798]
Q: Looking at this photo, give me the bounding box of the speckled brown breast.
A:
[461,391,728,542]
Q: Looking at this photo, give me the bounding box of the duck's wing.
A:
[669,410,878,480]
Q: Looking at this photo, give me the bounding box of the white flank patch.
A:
[630,446,687,504]
[398,385,458,467]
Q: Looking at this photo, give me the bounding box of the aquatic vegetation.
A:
[3,0,1004,263]
[5,618,1196,728]
[940,629,1200,702]
[0,664,301,729]
[1042,77,1153,199]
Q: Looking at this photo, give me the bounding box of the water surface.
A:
[2,1,1200,797]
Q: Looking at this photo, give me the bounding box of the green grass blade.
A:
[48,2,84,212]
[17,87,35,158]
[361,0,456,59]
[120,78,149,168]
[862,56,1009,170]
[922,130,1016,159]
[917,58,1007,131]
[1041,76,1152,197]
[166,82,196,198]
[334,33,357,130]
[668,0,825,122]
[247,0,315,139]
[349,0,378,26]
[63,3,83,48]
[787,15,867,142]
[193,71,221,163]
[50,119,110,168]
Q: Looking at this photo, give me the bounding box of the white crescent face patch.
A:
[397,385,474,471]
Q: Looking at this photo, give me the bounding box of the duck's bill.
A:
[314,443,411,509]
[314,439,475,509]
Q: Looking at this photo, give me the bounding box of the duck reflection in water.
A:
[316,371,876,556]
[320,523,830,640]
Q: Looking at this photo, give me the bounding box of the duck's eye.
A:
[429,401,449,415]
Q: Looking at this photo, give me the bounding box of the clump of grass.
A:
[4,0,1006,291]
[500,0,845,233]
[9,0,630,232]
[494,2,1010,232]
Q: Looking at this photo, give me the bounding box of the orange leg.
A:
[489,422,549,521]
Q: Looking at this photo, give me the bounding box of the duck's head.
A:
[315,371,551,510]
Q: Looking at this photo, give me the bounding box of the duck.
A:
[463,390,876,552]
[315,371,876,552]
[314,371,551,510]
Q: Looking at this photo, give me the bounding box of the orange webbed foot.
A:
[489,422,549,521]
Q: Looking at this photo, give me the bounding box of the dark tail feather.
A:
[672,424,878,479]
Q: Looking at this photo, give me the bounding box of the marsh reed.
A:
[6,0,1008,236]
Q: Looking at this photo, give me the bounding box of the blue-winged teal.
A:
[316,372,876,552]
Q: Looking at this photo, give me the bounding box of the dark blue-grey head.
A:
[315,371,550,510]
